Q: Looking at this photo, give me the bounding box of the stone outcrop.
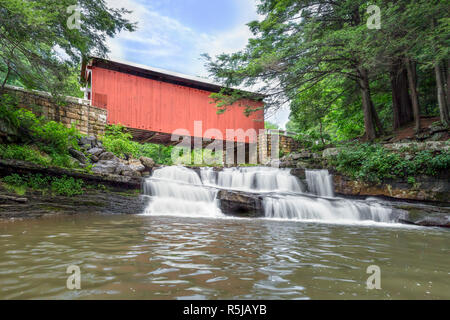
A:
[0,159,142,189]
[0,188,149,220]
[0,159,148,220]
[217,190,264,218]
[333,173,450,203]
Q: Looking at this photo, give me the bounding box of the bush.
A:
[331,143,450,183]
[1,173,84,197]
[101,124,173,165]
[0,144,51,166]
[0,94,82,168]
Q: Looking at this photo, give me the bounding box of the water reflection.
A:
[0,214,448,300]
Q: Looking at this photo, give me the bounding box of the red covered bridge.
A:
[81,58,265,146]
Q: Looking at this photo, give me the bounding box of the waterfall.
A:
[142,166,395,224]
[143,166,222,218]
[201,167,305,193]
[264,195,395,223]
[305,170,335,197]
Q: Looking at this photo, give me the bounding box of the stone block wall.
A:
[258,133,299,163]
[4,85,107,137]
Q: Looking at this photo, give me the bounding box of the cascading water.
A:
[201,167,305,193]
[305,169,335,197]
[143,166,222,218]
[263,195,394,223]
[143,166,395,224]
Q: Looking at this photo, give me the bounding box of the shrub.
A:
[1,173,84,197]
[331,143,450,183]
[0,94,82,168]
[0,144,51,166]
[101,124,173,165]
[50,176,84,196]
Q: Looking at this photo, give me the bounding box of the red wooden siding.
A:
[91,67,264,143]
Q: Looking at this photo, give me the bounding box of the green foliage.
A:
[265,122,280,130]
[204,0,449,142]
[0,0,136,96]
[0,144,51,166]
[101,125,173,165]
[0,95,82,168]
[2,173,84,197]
[331,143,450,183]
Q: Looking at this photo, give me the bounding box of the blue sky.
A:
[106,0,290,128]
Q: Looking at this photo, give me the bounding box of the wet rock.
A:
[414,216,450,228]
[68,148,88,164]
[140,156,156,169]
[291,152,311,160]
[290,168,306,180]
[98,152,117,161]
[87,147,104,157]
[129,159,145,172]
[122,170,141,178]
[217,190,264,218]
[78,136,96,148]
[333,174,450,203]
[92,160,118,174]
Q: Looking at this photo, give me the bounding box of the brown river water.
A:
[0,214,449,300]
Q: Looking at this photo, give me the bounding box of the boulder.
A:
[128,159,145,171]
[92,160,118,174]
[98,152,117,161]
[122,170,141,178]
[140,156,156,169]
[87,147,104,157]
[78,136,97,148]
[217,189,264,217]
[414,216,450,228]
[322,148,339,158]
[68,148,88,164]
[291,151,312,160]
[290,168,306,180]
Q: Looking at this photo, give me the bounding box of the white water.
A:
[306,170,335,197]
[264,195,394,223]
[201,167,305,193]
[143,166,222,218]
[143,166,395,224]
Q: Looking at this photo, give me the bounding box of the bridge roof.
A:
[81,57,264,99]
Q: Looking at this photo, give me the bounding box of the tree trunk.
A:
[390,60,413,129]
[370,100,384,136]
[0,64,11,93]
[405,58,421,133]
[435,61,449,126]
[358,68,377,140]
[446,59,450,116]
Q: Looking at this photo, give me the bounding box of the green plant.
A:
[331,143,450,183]
[101,124,173,165]
[1,173,84,197]
[0,144,51,166]
[50,176,84,197]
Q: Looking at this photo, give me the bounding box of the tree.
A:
[0,0,136,96]
[264,121,279,130]
[204,0,386,140]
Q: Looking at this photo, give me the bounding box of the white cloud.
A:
[105,0,260,77]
